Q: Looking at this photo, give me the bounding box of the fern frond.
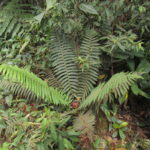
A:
[73,111,95,140]
[78,30,101,99]
[50,34,79,97]
[0,0,34,38]
[78,68,99,99]
[0,18,25,38]
[37,69,63,89]
[0,80,39,101]
[80,72,142,109]
[79,30,100,61]
[0,0,33,19]
[0,64,69,105]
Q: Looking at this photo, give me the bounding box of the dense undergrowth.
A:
[0,0,150,149]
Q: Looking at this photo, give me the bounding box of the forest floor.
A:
[117,98,150,149]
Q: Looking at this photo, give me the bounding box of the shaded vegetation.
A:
[0,0,150,149]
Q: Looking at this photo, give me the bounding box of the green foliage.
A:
[79,3,98,15]
[100,30,144,58]
[0,0,150,149]
[80,72,142,109]
[0,80,38,102]
[37,68,63,89]
[128,138,150,150]
[0,64,69,105]
[78,30,101,99]
[0,0,33,39]
[0,103,79,150]
[50,30,101,99]
[111,118,128,140]
[50,34,79,97]
[0,142,9,150]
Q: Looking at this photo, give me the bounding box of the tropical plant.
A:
[0,0,150,149]
[0,102,79,150]
[0,0,34,41]
[50,30,101,99]
[50,34,79,97]
[80,72,142,109]
[0,64,69,105]
[77,30,101,99]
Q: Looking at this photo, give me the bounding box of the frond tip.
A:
[0,64,69,105]
[80,72,143,109]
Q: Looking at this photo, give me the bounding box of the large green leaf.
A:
[46,0,56,11]
[34,12,45,23]
[79,3,98,15]
[131,83,150,99]
[136,59,150,73]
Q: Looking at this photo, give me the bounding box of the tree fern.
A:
[80,72,142,109]
[50,34,79,97]
[78,30,101,99]
[0,64,69,105]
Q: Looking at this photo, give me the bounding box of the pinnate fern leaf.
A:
[37,68,63,89]
[0,0,33,38]
[0,64,69,105]
[0,80,39,101]
[80,72,142,108]
[78,30,101,99]
[51,35,79,97]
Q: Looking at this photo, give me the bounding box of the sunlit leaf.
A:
[46,0,56,11]
[79,3,98,15]
[34,12,45,23]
